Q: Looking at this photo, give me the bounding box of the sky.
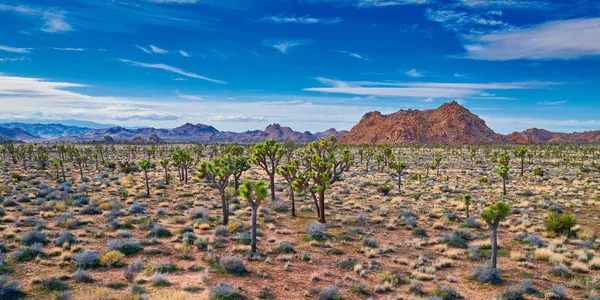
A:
[0,0,599,134]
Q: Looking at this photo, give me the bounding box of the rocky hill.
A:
[506,128,600,144]
[0,122,94,139]
[339,101,505,145]
[0,126,39,141]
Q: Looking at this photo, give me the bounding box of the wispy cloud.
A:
[136,45,152,54]
[262,39,310,53]
[307,0,427,8]
[0,3,72,33]
[537,100,568,105]
[405,69,424,77]
[338,50,369,60]
[304,77,560,98]
[52,47,85,51]
[119,59,226,84]
[458,0,551,10]
[147,0,199,3]
[179,50,190,57]
[207,115,266,122]
[260,15,342,24]
[113,112,181,121]
[176,90,204,101]
[150,45,169,54]
[0,45,32,53]
[463,18,600,60]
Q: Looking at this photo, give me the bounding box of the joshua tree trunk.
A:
[502,177,507,196]
[490,223,499,271]
[251,205,258,253]
[466,206,470,219]
[61,165,66,182]
[310,189,320,218]
[289,188,296,217]
[220,191,229,225]
[520,156,525,177]
[397,171,402,193]
[318,190,326,223]
[269,172,275,203]
[144,170,150,196]
[164,167,169,185]
[79,163,83,179]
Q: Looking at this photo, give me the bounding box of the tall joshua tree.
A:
[463,194,472,219]
[389,160,406,193]
[250,140,286,203]
[481,201,512,279]
[276,159,301,217]
[75,155,87,179]
[515,147,527,177]
[496,165,509,196]
[139,159,152,196]
[239,180,267,253]
[197,155,234,225]
[159,158,170,185]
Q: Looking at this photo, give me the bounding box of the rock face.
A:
[339,101,505,145]
[506,128,600,144]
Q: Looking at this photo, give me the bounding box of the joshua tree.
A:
[276,159,301,217]
[197,155,234,224]
[496,165,509,196]
[159,158,170,185]
[33,149,49,170]
[75,155,87,179]
[480,201,512,277]
[231,155,251,193]
[239,180,267,253]
[52,159,65,181]
[139,159,152,196]
[300,137,352,223]
[250,140,286,203]
[432,153,442,177]
[515,147,527,177]
[389,160,406,193]
[374,153,384,171]
[463,194,472,219]
[362,146,375,172]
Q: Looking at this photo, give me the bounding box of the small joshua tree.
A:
[515,147,527,177]
[463,194,472,219]
[239,180,267,253]
[481,201,512,277]
[197,155,234,224]
[389,160,406,193]
[159,158,170,185]
[496,165,509,196]
[250,140,286,203]
[138,159,152,196]
[276,159,301,217]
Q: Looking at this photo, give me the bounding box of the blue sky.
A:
[0,0,599,133]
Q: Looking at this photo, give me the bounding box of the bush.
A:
[39,277,68,292]
[101,250,125,267]
[470,263,501,283]
[318,285,339,300]
[107,238,142,255]
[276,241,295,254]
[411,227,427,238]
[73,250,100,268]
[545,213,577,236]
[547,285,566,299]
[73,269,93,283]
[0,275,24,299]
[361,237,377,248]
[55,232,77,247]
[499,280,535,300]
[377,182,391,196]
[148,225,172,238]
[210,282,239,300]
[304,222,326,241]
[124,260,144,283]
[151,272,169,287]
[188,207,210,219]
[12,245,43,262]
[270,201,289,213]
[219,255,247,275]
[20,230,48,246]
[432,284,460,300]
[215,226,229,237]
[129,204,144,214]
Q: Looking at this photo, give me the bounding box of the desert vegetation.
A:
[0,140,599,299]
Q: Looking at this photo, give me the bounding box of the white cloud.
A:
[338,50,369,60]
[113,112,181,121]
[52,47,85,51]
[425,9,504,32]
[136,45,152,54]
[260,15,342,24]
[0,57,27,63]
[41,11,72,33]
[262,39,310,53]
[405,69,424,77]
[304,77,559,98]
[0,45,32,53]
[179,50,190,57]
[147,0,198,3]
[176,90,204,101]
[119,59,226,84]
[463,18,600,60]
[150,45,169,54]
[459,0,550,10]
[307,0,427,8]
[537,100,568,105]
[207,115,266,122]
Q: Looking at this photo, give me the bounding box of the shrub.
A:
[188,207,210,219]
[304,222,326,241]
[73,250,100,268]
[107,238,142,255]
[411,227,427,238]
[270,201,289,213]
[276,241,295,254]
[39,277,68,292]
[151,272,169,287]
[547,285,566,299]
[101,251,125,267]
[148,225,172,238]
[545,213,577,236]
[129,204,144,214]
[12,245,42,262]
[550,263,570,277]
[124,260,144,283]
[337,258,359,270]
[210,282,238,300]
[377,182,391,196]
[470,263,501,283]
[318,285,339,300]
[0,275,24,299]
[219,255,247,275]
[20,230,48,246]
[361,237,377,248]
[73,269,93,283]
[215,226,229,237]
[432,284,460,300]
[55,232,77,247]
[404,216,418,229]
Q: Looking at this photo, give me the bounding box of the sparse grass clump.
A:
[73,250,100,268]
[470,263,501,284]
[107,238,142,255]
[218,255,248,275]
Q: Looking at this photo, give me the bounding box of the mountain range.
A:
[0,102,598,145]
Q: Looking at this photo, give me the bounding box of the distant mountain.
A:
[0,119,116,129]
[506,128,600,144]
[339,101,504,145]
[64,123,346,143]
[0,126,39,141]
[1,122,94,139]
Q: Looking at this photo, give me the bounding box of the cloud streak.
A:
[0,45,32,53]
[262,39,310,53]
[260,15,342,24]
[119,59,226,84]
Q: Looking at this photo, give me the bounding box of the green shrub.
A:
[545,213,577,236]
